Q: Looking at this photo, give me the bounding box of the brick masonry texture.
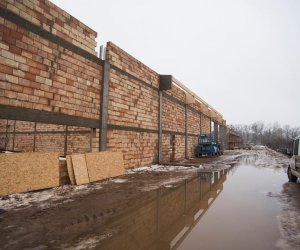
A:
[201,115,211,134]
[0,16,101,119]
[163,98,185,133]
[108,68,158,130]
[0,0,226,171]
[0,119,94,155]
[188,136,198,158]
[107,130,158,169]
[106,42,159,89]
[188,109,201,135]
[1,0,97,55]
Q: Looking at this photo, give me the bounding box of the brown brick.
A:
[25,72,36,81]
[0,64,13,74]
[11,84,24,92]
[23,87,34,95]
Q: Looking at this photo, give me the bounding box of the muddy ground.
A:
[0,149,299,250]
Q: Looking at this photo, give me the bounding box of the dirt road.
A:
[0,149,299,249]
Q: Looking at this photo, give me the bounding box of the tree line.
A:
[229,122,300,151]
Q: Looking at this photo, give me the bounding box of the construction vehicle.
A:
[287,136,300,182]
[195,134,221,157]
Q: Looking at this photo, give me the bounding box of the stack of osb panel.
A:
[0,152,59,196]
[67,152,124,185]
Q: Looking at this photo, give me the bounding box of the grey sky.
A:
[51,0,300,127]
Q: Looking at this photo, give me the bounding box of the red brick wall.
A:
[0,0,100,155]
[1,0,97,55]
[201,115,211,134]
[0,7,101,118]
[107,68,158,130]
[106,42,159,168]
[161,84,186,162]
[187,136,198,158]
[162,98,185,133]
[0,119,93,154]
[173,135,185,161]
[0,0,225,168]
[106,42,159,88]
[187,109,200,135]
[107,130,158,168]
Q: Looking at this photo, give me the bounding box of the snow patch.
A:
[63,232,113,250]
[125,164,197,174]
[111,178,127,183]
[0,183,103,211]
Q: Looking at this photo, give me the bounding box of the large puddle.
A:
[98,155,287,250]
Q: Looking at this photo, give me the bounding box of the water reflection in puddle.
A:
[98,158,286,250]
[179,161,286,250]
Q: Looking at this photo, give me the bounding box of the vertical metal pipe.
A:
[89,128,93,152]
[185,104,188,159]
[33,122,37,152]
[100,61,110,151]
[209,118,212,137]
[64,125,68,156]
[12,120,16,151]
[200,112,202,135]
[158,91,163,164]
[4,120,9,150]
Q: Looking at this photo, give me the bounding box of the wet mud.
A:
[0,149,299,250]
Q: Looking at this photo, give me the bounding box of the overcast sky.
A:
[51,0,300,127]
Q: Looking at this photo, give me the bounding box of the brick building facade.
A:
[0,0,227,169]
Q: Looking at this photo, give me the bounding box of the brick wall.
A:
[1,0,97,55]
[201,114,211,134]
[0,119,94,154]
[107,130,158,168]
[0,0,226,169]
[105,42,159,168]
[162,98,185,133]
[106,42,159,88]
[0,1,101,118]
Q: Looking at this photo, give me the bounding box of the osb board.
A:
[66,155,76,185]
[0,152,59,196]
[71,154,90,185]
[85,152,124,183]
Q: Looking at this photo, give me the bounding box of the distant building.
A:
[228,129,242,149]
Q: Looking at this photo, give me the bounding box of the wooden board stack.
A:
[67,152,124,185]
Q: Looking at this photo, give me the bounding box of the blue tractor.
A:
[195,134,221,157]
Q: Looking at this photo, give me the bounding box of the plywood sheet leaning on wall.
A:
[85,152,125,183]
[0,153,59,196]
[71,154,90,185]
[66,155,76,185]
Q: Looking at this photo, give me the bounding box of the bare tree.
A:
[231,121,300,151]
